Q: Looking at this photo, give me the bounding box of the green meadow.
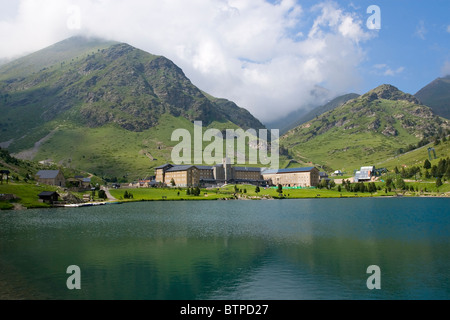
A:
[1,179,448,210]
[109,180,449,204]
[0,183,59,209]
[377,139,450,170]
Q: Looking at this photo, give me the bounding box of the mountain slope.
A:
[415,75,450,119]
[283,93,360,135]
[266,93,359,135]
[0,37,264,180]
[281,84,449,172]
[1,37,264,138]
[0,36,119,81]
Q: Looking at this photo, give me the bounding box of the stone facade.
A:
[262,167,320,187]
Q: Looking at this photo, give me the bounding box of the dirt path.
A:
[13,127,59,160]
[102,187,117,201]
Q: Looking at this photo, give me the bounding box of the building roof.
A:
[166,165,195,172]
[261,169,278,175]
[196,166,214,170]
[82,178,91,183]
[263,167,316,175]
[155,163,173,170]
[38,191,59,197]
[233,167,261,172]
[36,170,61,179]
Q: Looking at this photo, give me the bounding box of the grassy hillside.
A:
[378,138,450,170]
[28,113,267,181]
[0,36,118,80]
[273,93,360,135]
[281,85,449,173]
[0,37,266,180]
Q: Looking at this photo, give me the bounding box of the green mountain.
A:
[0,37,119,81]
[281,84,449,172]
[266,93,359,135]
[415,75,450,119]
[0,37,264,180]
[280,93,360,135]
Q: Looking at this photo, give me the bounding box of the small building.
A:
[319,172,329,181]
[0,193,18,201]
[36,170,66,187]
[354,166,375,182]
[67,176,91,191]
[38,191,59,204]
[332,170,343,176]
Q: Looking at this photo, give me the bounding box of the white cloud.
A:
[0,0,374,123]
[442,61,450,76]
[415,20,427,40]
[373,64,405,77]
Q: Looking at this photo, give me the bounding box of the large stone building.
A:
[155,160,320,188]
[155,159,265,187]
[262,167,320,187]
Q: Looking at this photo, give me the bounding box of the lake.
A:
[0,198,449,300]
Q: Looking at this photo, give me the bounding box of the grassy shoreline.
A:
[1,182,449,210]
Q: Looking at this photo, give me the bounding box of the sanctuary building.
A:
[155,159,320,188]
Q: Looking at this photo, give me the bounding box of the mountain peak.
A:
[362,84,420,104]
[415,76,450,119]
[0,36,118,80]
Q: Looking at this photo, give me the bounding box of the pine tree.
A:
[396,178,406,190]
[437,159,446,177]
[436,177,443,188]
[424,159,431,169]
[431,165,438,178]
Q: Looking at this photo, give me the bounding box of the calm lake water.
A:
[0,198,449,300]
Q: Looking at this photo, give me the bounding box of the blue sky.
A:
[353,0,450,94]
[0,0,449,122]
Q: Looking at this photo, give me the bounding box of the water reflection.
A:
[0,198,449,299]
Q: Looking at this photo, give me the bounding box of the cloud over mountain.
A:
[0,0,375,122]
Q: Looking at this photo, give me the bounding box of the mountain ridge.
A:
[0,37,265,179]
[0,37,264,143]
[281,84,449,172]
[274,93,360,135]
[415,75,450,119]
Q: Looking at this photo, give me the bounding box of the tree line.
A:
[392,157,450,181]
